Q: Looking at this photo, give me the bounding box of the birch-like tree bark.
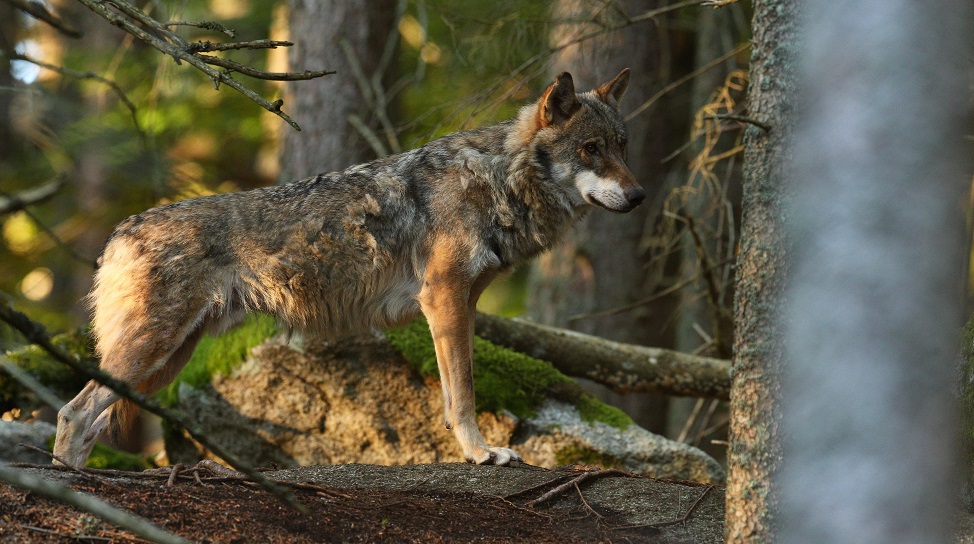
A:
[780,2,971,542]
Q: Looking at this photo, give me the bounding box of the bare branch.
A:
[187,39,294,53]
[72,0,334,131]
[0,175,65,216]
[5,0,83,38]
[0,465,192,544]
[164,19,236,38]
[625,42,748,122]
[0,355,65,410]
[704,113,772,132]
[198,54,335,81]
[0,301,309,515]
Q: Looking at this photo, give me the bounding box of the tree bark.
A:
[724,0,797,542]
[474,312,731,399]
[780,2,970,543]
[279,0,397,181]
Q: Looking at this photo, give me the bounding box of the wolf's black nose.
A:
[626,186,646,207]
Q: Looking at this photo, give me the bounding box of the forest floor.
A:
[0,463,724,543]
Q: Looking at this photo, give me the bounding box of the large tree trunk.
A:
[279,0,397,181]
[780,2,970,542]
[529,0,689,434]
[724,0,797,542]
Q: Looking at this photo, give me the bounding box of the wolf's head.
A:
[514,69,645,214]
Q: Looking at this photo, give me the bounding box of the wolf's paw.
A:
[465,446,522,466]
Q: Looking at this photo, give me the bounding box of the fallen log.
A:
[474,313,730,400]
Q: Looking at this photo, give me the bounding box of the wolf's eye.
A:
[583,142,599,154]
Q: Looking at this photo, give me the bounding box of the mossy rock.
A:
[2,329,96,413]
[386,318,632,430]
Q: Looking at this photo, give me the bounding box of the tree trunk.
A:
[279,0,397,181]
[780,2,970,542]
[724,0,797,542]
[529,0,689,434]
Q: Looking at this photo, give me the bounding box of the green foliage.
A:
[386,317,632,429]
[156,314,278,407]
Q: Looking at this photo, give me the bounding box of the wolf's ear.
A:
[539,72,581,127]
[596,68,630,110]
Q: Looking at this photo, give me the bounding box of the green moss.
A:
[86,443,157,471]
[554,443,623,469]
[44,436,156,471]
[2,329,96,409]
[386,317,632,429]
[156,313,278,406]
[576,394,633,430]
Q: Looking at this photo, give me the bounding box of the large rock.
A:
[0,420,56,464]
[169,329,723,483]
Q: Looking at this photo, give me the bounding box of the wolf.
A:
[54,68,645,467]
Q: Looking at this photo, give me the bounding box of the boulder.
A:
[167,321,723,484]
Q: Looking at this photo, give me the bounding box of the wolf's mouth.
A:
[585,193,635,214]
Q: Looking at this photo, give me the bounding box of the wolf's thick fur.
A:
[54,69,644,467]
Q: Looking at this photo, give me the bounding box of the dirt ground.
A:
[0,463,722,543]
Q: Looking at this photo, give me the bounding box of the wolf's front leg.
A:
[419,248,520,466]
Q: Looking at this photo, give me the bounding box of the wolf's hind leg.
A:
[54,381,119,467]
[54,309,211,467]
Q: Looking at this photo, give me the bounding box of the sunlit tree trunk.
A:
[279,0,397,180]
[724,0,796,541]
[528,0,689,434]
[780,1,970,542]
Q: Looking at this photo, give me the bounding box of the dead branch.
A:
[0,302,309,515]
[197,54,333,81]
[0,464,192,544]
[164,19,235,37]
[187,39,294,53]
[611,485,715,530]
[704,113,772,132]
[474,312,730,400]
[527,468,636,507]
[70,0,334,131]
[4,0,83,38]
[0,355,65,410]
[0,175,65,216]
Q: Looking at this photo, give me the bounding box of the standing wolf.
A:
[55,69,644,467]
